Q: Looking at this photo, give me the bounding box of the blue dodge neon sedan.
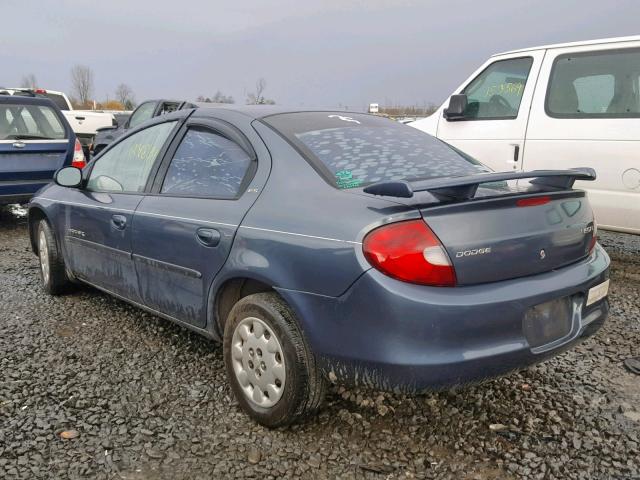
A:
[0,95,85,205]
[28,106,610,426]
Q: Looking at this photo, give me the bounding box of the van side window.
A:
[546,48,640,118]
[461,57,533,120]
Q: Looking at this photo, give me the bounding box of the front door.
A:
[131,118,261,327]
[435,51,545,172]
[63,120,178,301]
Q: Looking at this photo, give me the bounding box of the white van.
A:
[412,36,640,234]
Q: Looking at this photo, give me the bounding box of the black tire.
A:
[223,292,326,427]
[37,219,71,295]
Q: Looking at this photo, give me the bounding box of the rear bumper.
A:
[277,245,610,392]
[0,180,50,205]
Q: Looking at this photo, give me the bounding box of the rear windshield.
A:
[0,104,67,140]
[263,112,488,189]
[10,91,69,110]
[40,93,70,111]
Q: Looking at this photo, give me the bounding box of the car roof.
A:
[0,94,60,108]
[493,35,640,56]
[0,87,66,95]
[192,103,368,120]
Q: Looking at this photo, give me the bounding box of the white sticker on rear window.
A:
[327,115,361,124]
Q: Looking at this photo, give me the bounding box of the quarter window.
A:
[87,121,175,193]
[462,57,533,120]
[161,128,253,198]
[547,48,640,117]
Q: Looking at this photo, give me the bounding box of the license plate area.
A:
[523,296,573,349]
[586,279,609,306]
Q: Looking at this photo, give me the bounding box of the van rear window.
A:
[263,112,488,189]
[0,104,66,140]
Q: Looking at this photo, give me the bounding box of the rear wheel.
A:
[223,292,326,427]
[37,219,71,295]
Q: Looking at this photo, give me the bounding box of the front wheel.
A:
[223,292,326,427]
[37,219,71,295]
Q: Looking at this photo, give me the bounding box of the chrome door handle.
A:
[196,228,220,247]
[12,141,26,149]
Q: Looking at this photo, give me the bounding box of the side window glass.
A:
[87,121,175,193]
[161,128,253,198]
[128,102,156,129]
[572,75,615,113]
[547,48,640,117]
[462,57,533,119]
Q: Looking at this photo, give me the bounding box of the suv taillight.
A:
[71,139,86,169]
[363,219,456,287]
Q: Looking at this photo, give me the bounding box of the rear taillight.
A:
[34,88,47,94]
[363,219,456,287]
[71,139,86,169]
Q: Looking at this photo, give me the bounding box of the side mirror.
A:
[55,166,83,188]
[443,94,468,121]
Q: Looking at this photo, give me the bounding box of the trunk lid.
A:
[1,96,73,183]
[0,141,70,182]
[421,190,595,285]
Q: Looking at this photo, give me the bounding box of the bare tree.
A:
[70,65,94,106]
[211,90,234,104]
[20,73,38,89]
[115,83,136,109]
[197,91,235,104]
[246,78,275,105]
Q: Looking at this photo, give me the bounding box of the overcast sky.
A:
[2,0,639,110]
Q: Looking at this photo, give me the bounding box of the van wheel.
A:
[37,219,71,295]
[223,292,326,427]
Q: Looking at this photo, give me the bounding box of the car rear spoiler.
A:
[362,168,596,201]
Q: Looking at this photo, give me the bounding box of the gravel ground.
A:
[1,206,639,480]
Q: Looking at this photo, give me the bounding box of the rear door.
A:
[0,99,72,199]
[131,115,261,328]
[434,51,545,172]
[522,42,640,234]
[62,120,178,301]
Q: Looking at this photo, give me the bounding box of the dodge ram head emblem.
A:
[539,249,546,260]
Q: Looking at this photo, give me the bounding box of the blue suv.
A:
[0,95,84,205]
